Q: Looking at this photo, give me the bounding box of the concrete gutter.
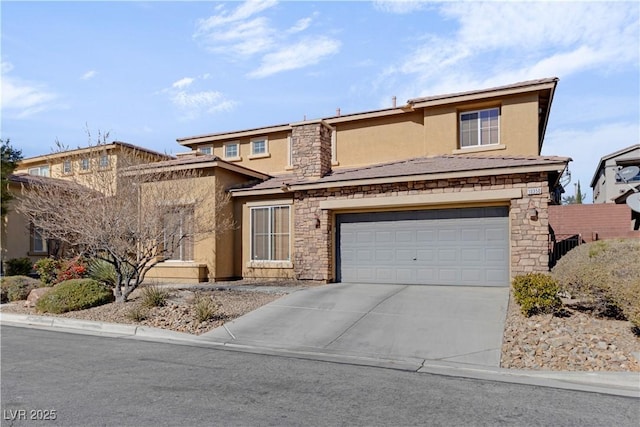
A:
[1,312,638,398]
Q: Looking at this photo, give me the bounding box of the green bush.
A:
[512,273,562,316]
[140,285,169,308]
[35,279,115,314]
[34,258,61,285]
[5,258,34,276]
[552,239,640,323]
[87,259,117,287]
[0,276,43,303]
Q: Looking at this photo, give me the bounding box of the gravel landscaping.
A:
[2,280,639,372]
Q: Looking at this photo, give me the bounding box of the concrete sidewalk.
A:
[200,283,510,366]
[1,311,638,398]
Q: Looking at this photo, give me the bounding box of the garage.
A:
[336,207,509,286]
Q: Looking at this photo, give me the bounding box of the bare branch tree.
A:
[16,143,232,302]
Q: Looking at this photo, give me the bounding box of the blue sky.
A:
[1,1,638,202]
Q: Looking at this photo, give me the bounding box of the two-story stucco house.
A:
[137,77,570,287]
[2,142,173,266]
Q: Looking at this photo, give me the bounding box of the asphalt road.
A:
[1,326,638,427]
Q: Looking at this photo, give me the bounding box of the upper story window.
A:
[199,146,213,155]
[30,224,48,254]
[28,166,50,177]
[460,107,500,148]
[251,138,268,156]
[99,154,110,169]
[80,158,90,171]
[63,160,72,174]
[224,142,239,159]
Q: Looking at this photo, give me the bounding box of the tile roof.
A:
[233,154,571,192]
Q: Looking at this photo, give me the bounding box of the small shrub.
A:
[5,258,34,276]
[140,285,169,308]
[34,258,60,285]
[55,257,88,283]
[87,259,117,287]
[125,305,148,322]
[35,279,114,314]
[0,276,43,303]
[193,293,219,323]
[512,273,562,317]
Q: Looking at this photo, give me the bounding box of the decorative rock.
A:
[24,288,52,308]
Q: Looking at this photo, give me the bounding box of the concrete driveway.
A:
[200,283,510,367]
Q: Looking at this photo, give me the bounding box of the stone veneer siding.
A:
[291,122,333,180]
[292,172,550,282]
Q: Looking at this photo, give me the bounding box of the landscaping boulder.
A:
[24,288,52,308]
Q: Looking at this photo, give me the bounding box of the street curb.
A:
[2,312,638,398]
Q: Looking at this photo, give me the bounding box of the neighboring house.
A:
[590,144,640,204]
[1,142,173,268]
[137,77,570,286]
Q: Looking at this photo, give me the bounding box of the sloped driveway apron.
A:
[200,283,510,367]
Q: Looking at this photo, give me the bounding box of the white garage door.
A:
[336,207,509,286]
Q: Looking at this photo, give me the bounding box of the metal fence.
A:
[549,233,583,269]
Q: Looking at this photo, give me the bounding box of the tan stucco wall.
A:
[333,112,425,168]
[205,130,291,175]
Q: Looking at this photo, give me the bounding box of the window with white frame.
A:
[224,143,239,159]
[30,224,48,254]
[459,107,500,148]
[99,154,110,168]
[28,166,50,177]
[163,207,194,261]
[199,146,213,155]
[251,206,290,261]
[251,138,267,156]
[63,159,72,174]
[80,158,90,171]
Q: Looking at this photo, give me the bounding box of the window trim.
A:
[30,224,48,255]
[249,205,291,263]
[249,137,270,159]
[62,159,72,175]
[79,158,91,172]
[198,146,213,156]
[99,154,110,169]
[459,107,500,149]
[223,142,241,161]
[28,165,50,177]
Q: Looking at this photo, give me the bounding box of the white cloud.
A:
[194,1,278,57]
[162,76,237,120]
[247,36,341,78]
[373,0,431,14]
[288,16,312,34]
[81,70,97,80]
[1,61,58,119]
[385,2,639,97]
[194,1,339,77]
[172,77,195,89]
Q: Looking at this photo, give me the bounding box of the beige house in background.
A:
[3,78,571,286]
[138,77,569,285]
[1,142,172,267]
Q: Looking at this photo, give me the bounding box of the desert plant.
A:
[35,278,114,314]
[0,275,43,303]
[552,239,639,322]
[87,259,117,287]
[512,273,562,316]
[125,305,148,322]
[140,285,169,308]
[55,257,88,283]
[33,257,60,285]
[193,293,219,323]
[5,257,34,276]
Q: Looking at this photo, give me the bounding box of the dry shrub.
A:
[552,239,640,327]
[140,285,169,308]
[193,293,219,323]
